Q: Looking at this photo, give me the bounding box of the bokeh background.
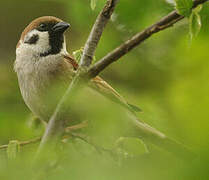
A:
[0,0,209,179]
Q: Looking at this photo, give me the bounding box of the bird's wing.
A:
[63,54,141,113]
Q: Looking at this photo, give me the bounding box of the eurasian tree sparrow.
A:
[14,16,140,123]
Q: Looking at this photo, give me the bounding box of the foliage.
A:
[189,5,202,40]
[90,0,98,10]
[0,0,209,179]
[175,0,193,16]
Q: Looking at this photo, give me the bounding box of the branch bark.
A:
[37,0,118,154]
[80,0,119,68]
[88,0,208,78]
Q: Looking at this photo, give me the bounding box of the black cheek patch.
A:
[25,34,39,44]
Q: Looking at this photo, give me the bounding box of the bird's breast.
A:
[15,55,73,121]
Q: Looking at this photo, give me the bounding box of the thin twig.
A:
[65,121,88,132]
[0,137,41,150]
[69,132,115,156]
[88,0,208,78]
[0,123,89,151]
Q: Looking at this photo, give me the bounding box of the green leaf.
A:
[189,7,202,40]
[7,140,20,159]
[73,48,96,64]
[166,0,176,6]
[73,48,83,64]
[175,0,193,17]
[193,4,202,13]
[90,0,98,10]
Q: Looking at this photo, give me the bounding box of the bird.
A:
[14,16,141,125]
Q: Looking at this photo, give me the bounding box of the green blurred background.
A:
[0,0,209,179]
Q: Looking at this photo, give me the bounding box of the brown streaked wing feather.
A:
[63,54,141,113]
[63,54,79,70]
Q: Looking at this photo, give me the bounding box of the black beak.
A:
[52,22,70,33]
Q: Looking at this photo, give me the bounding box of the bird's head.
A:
[16,16,70,58]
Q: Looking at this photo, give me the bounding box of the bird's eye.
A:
[38,23,47,31]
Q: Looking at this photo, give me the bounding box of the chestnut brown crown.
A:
[17,16,70,57]
[17,16,63,48]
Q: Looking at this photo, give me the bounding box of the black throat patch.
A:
[40,32,64,57]
[37,22,64,57]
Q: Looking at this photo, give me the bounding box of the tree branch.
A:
[37,0,118,154]
[80,0,119,68]
[88,0,208,78]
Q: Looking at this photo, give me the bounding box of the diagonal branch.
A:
[88,0,208,78]
[37,0,118,154]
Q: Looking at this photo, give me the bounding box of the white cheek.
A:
[19,29,51,55]
[34,30,51,53]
